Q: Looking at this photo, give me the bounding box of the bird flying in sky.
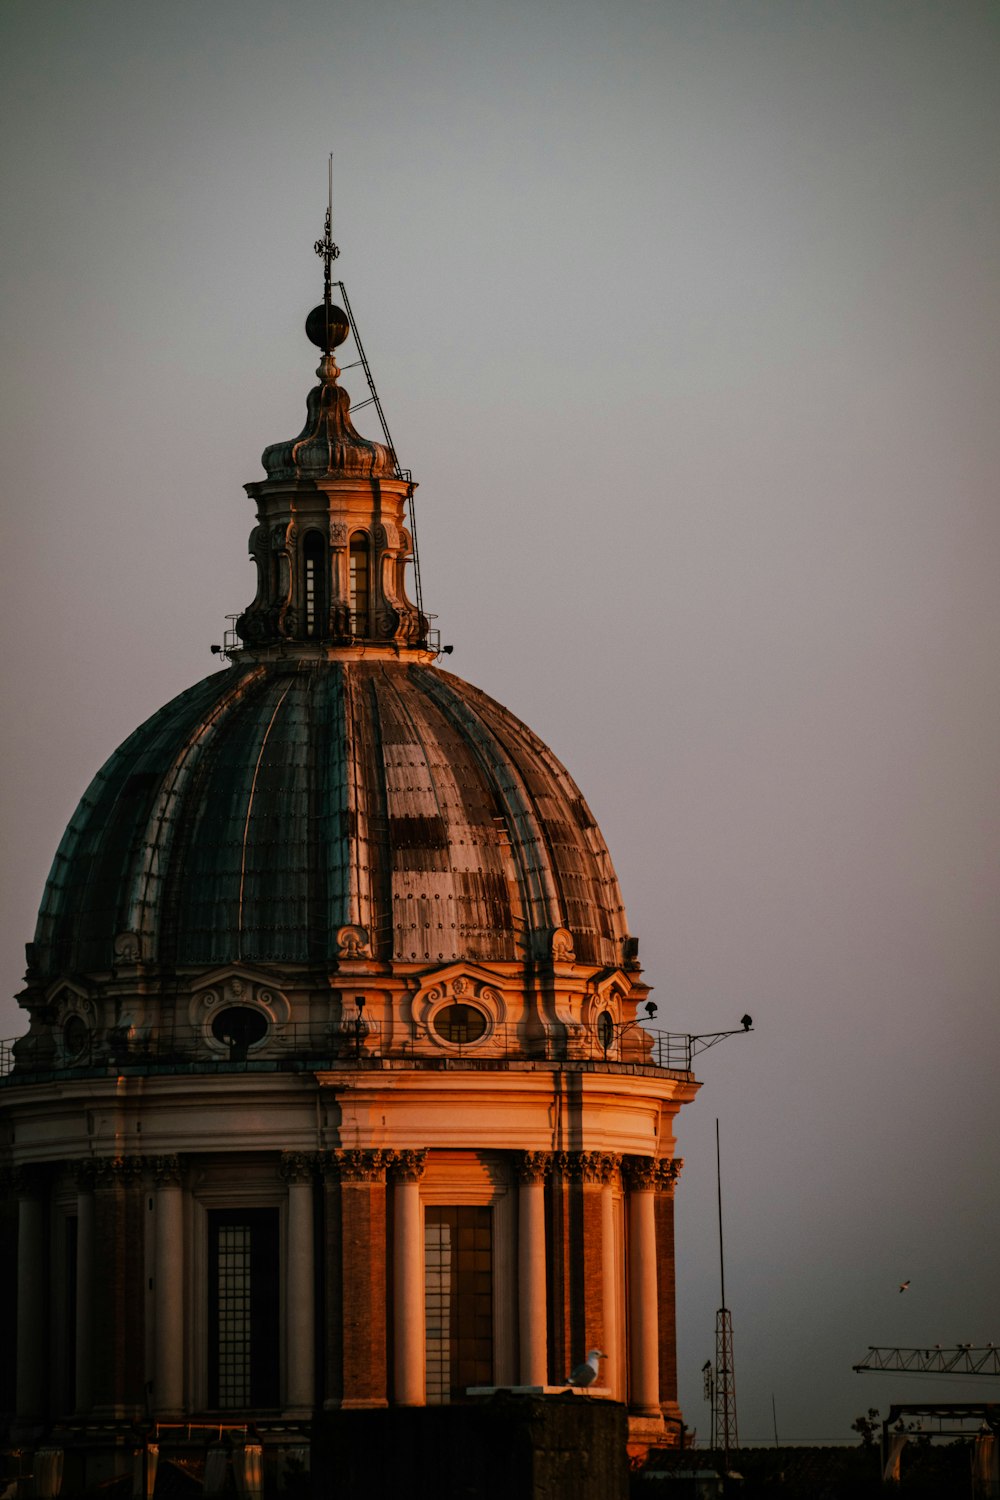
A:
[899,1280,910,1293]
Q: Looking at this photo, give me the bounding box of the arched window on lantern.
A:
[349,532,371,637]
[303,531,326,638]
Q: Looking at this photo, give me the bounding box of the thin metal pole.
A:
[716,1118,726,1310]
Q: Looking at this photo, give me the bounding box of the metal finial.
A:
[314,153,340,302]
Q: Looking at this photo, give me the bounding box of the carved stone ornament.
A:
[336,925,370,960]
[151,1154,183,1188]
[330,523,348,546]
[388,1149,427,1183]
[11,1164,46,1197]
[326,1148,390,1182]
[551,927,577,964]
[621,1155,659,1192]
[654,1157,684,1194]
[578,1151,622,1184]
[513,1150,551,1183]
[279,1151,317,1184]
[69,1159,99,1191]
[113,930,143,965]
[92,1155,146,1188]
[551,1150,621,1184]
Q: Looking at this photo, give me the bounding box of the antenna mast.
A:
[314,157,427,626]
[714,1119,739,1463]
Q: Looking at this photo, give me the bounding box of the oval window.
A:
[63,1015,89,1059]
[597,1010,614,1052]
[211,1006,268,1055]
[433,1003,487,1045]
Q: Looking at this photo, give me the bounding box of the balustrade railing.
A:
[0,1016,698,1081]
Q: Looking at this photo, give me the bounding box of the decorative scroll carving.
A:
[513,1150,551,1183]
[551,927,577,964]
[326,1148,389,1182]
[279,1151,317,1184]
[336,925,370,960]
[113,931,143,965]
[388,1149,427,1183]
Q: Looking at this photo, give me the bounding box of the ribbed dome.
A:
[32,660,629,979]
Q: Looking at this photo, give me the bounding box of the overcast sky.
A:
[2,0,998,1444]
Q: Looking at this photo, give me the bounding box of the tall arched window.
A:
[303,531,326,638]
[349,532,371,637]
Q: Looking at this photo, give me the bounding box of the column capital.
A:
[92,1155,145,1187]
[654,1157,683,1195]
[578,1151,622,1184]
[388,1149,427,1183]
[325,1148,390,1182]
[622,1154,658,1191]
[150,1154,183,1188]
[551,1150,621,1184]
[11,1163,46,1197]
[279,1151,317,1184]
[69,1158,99,1191]
[513,1150,551,1183]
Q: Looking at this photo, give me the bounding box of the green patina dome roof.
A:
[32,660,629,979]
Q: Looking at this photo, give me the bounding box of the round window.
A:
[433,1003,487,1044]
[211,1006,268,1054]
[63,1015,89,1059]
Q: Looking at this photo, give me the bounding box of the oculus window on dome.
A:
[211,1006,269,1061]
[433,1003,488,1046]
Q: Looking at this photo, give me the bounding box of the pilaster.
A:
[322,1149,390,1408]
[90,1156,146,1418]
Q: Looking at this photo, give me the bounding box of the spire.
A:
[235,176,428,657]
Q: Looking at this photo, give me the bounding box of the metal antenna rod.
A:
[717,1118,726,1309]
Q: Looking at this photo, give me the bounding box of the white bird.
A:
[567,1348,606,1388]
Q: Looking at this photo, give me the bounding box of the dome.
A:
[32,659,629,979]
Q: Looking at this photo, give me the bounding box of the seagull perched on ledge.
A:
[567,1349,607,1388]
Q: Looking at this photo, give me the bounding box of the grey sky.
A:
[2,0,998,1443]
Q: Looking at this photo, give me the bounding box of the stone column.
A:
[151,1155,184,1418]
[72,1161,97,1414]
[654,1157,683,1439]
[15,1166,47,1425]
[281,1152,316,1415]
[326,1150,389,1407]
[599,1156,623,1399]
[624,1156,659,1417]
[390,1150,427,1406]
[514,1152,549,1387]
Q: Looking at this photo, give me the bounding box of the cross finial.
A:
[314,153,340,303]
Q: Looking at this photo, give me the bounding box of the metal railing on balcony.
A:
[0,1015,731,1084]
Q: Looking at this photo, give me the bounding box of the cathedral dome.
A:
[32,659,629,980]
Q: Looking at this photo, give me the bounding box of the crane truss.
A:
[854,1346,1000,1376]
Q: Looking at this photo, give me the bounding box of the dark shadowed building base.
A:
[311,1395,629,1500]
